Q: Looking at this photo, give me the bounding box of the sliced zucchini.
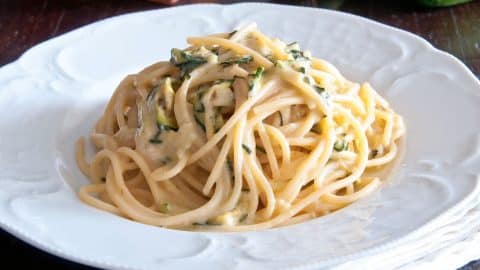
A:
[157,107,177,131]
[170,48,188,64]
[214,111,224,132]
[333,139,348,152]
[161,77,175,113]
[220,55,253,67]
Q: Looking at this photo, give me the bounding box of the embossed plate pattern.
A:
[0,3,479,270]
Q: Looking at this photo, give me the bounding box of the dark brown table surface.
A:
[0,0,479,269]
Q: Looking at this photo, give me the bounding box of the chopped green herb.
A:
[248,66,264,91]
[158,202,170,213]
[149,128,162,144]
[157,123,178,132]
[248,80,254,91]
[170,48,188,64]
[226,159,233,172]
[254,66,264,78]
[289,49,309,60]
[242,144,252,154]
[279,111,284,126]
[228,30,237,38]
[333,140,348,152]
[371,149,379,158]
[256,146,267,154]
[275,60,287,69]
[213,79,234,85]
[314,85,330,99]
[194,101,205,112]
[170,48,207,78]
[239,214,248,223]
[311,123,321,134]
[265,55,276,63]
[149,138,163,144]
[192,222,208,226]
[160,156,172,165]
[314,85,325,93]
[170,48,206,66]
[299,67,306,74]
[287,41,298,47]
[303,76,311,84]
[221,55,253,67]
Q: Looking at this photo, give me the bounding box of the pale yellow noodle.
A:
[75,24,405,231]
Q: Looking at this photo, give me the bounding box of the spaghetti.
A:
[76,24,405,231]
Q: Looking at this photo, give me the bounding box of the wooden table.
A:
[0,0,479,269]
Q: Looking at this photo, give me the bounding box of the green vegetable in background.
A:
[315,0,345,9]
[417,0,472,7]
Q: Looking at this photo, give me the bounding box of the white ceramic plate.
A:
[0,3,479,270]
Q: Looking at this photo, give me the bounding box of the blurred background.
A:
[0,0,479,269]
